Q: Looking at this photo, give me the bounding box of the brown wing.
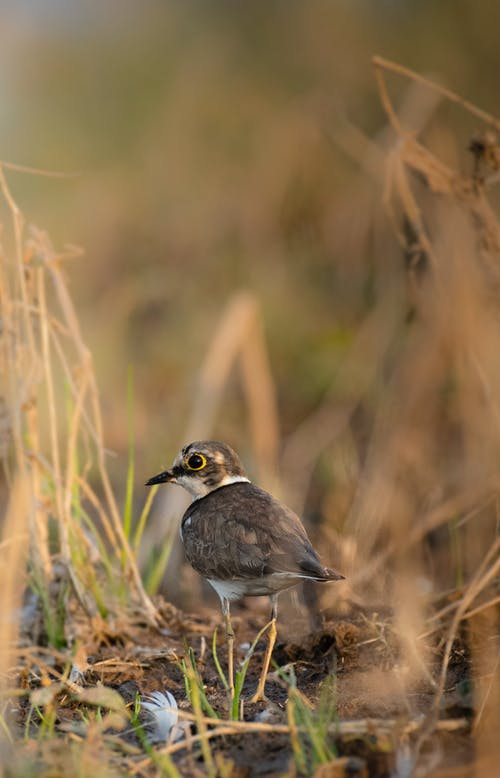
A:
[180,482,333,582]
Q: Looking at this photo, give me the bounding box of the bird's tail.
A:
[320,567,345,582]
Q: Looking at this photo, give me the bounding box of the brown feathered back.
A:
[181,481,338,583]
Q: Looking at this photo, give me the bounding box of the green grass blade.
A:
[181,647,220,721]
[144,536,175,596]
[287,696,307,774]
[133,483,158,552]
[123,365,135,547]
[230,619,273,720]
[211,628,229,691]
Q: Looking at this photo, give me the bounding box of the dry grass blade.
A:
[0,476,30,736]
[0,160,80,178]
[132,710,468,772]
[352,480,500,589]
[0,164,158,635]
[373,56,500,134]
[435,538,500,705]
[356,58,500,770]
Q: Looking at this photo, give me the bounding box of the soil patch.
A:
[16,598,475,777]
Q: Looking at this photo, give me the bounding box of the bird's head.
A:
[146,440,249,499]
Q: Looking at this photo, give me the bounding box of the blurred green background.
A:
[2,0,498,508]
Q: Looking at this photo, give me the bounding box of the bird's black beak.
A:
[145,469,175,486]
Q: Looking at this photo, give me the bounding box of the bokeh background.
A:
[2,0,500,607]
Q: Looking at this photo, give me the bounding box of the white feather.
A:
[141,690,183,743]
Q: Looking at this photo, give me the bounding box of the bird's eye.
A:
[186,453,206,471]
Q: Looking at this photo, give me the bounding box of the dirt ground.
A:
[15,592,477,778]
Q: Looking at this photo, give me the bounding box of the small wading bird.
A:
[146,441,344,703]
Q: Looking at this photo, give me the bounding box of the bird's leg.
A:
[249,595,278,704]
[222,597,235,700]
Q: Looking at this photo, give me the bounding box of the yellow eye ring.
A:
[185,453,207,471]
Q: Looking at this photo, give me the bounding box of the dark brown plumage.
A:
[146,440,344,702]
[181,481,340,587]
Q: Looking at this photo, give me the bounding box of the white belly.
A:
[207,573,302,602]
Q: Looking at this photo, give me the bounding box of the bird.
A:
[146,440,345,703]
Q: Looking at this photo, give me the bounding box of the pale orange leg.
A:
[249,595,278,704]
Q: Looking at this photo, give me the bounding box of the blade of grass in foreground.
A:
[144,535,175,596]
[231,620,274,721]
[181,646,219,721]
[122,367,135,557]
[133,483,158,553]
[212,628,229,691]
